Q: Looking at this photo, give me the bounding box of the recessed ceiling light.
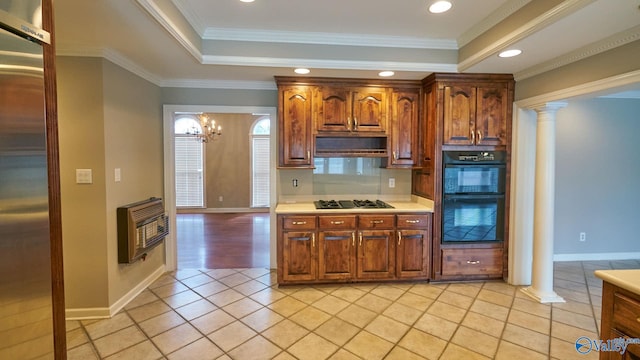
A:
[378,71,395,77]
[498,49,522,58]
[294,68,310,74]
[429,1,452,14]
[239,0,255,2]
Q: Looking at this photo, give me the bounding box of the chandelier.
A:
[189,113,221,143]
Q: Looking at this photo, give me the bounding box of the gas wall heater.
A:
[117,197,168,264]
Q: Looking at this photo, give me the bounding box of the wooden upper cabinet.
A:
[351,87,387,133]
[443,85,476,146]
[475,84,509,146]
[279,86,313,167]
[314,86,351,132]
[442,82,510,147]
[389,88,419,167]
[314,86,388,134]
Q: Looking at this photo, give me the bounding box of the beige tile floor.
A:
[66,260,640,360]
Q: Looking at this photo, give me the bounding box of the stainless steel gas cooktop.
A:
[313,199,394,210]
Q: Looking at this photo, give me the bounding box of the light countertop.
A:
[275,198,434,214]
[594,269,640,295]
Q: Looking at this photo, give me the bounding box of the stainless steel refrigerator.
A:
[0,2,55,358]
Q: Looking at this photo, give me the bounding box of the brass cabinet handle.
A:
[311,233,315,247]
[330,220,344,225]
[352,232,355,247]
[471,129,475,144]
[393,151,398,160]
[397,231,402,245]
[358,232,363,246]
[307,150,310,160]
[354,117,358,129]
[467,260,480,265]
[347,116,352,131]
[477,130,482,144]
[371,220,384,224]
[292,221,307,225]
[405,219,420,224]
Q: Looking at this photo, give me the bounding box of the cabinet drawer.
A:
[397,214,430,229]
[358,215,395,229]
[318,215,357,229]
[441,248,503,277]
[613,292,640,335]
[282,216,316,230]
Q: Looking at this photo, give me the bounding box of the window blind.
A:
[252,136,270,207]
[175,136,204,207]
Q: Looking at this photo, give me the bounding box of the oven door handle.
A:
[443,163,506,168]
[443,194,505,200]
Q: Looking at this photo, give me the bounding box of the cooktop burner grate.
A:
[313,199,394,209]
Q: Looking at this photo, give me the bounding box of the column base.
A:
[520,286,565,303]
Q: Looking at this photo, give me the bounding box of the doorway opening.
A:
[163,105,278,271]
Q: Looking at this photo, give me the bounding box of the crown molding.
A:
[203,28,457,50]
[514,25,640,81]
[135,0,202,62]
[160,78,277,90]
[516,69,640,109]
[458,0,596,72]
[201,55,457,73]
[171,0,206,37]
[457,0,531,47]
[56,46,164,86]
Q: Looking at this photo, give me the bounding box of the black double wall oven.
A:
[442,151,506,243]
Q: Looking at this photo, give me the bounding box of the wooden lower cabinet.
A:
[600,281,640,360]
[396,214,431,279]
[357,229,395,280]
[440,247,503,279]
[281,231,316,282]
[278,213,431,284]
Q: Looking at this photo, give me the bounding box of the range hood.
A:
[315,135,388,157]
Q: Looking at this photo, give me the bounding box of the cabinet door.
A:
[357,230,395,280]
[352,88,387,133]
[389,89,419,166]
[315,86,351,132]
[318,230,356,280]
[443,85,476,146]
[396,229,430,279]
[280,86,313,167]
[475,84,508,146]
[282,231,316,282]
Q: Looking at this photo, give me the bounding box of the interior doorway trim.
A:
[163,105,278,271]
[508,69,640,285]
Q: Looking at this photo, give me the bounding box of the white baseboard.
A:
[65,265,166,320]
[554,252,640,262]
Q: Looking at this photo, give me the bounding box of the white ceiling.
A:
[54,0,640,94]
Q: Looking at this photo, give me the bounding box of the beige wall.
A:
[203,113,259,208]
[58,57,109,309]
[58,56,164,311]
[101,60,164,305]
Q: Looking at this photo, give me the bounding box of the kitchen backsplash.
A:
[277,158,412,200]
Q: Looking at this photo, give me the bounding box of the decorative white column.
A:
[521,102,567,303]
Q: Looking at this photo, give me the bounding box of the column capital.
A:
[532,101,568,114]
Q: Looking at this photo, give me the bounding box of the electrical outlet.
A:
[579,232,586,242]
[388,178,395,188]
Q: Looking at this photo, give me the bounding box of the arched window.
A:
[251,117,270,207]
[174,115,204,207]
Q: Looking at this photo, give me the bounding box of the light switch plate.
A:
[388,178,395,188]
[115,168,121,182]
[76,169,93,184]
